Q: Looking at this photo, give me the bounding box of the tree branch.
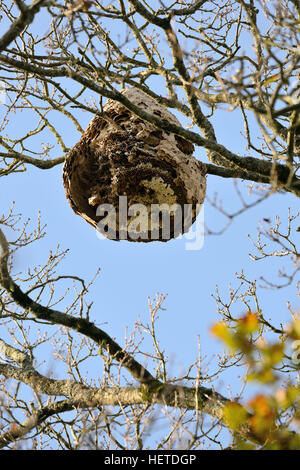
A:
[0,54,299,195]
[0,226,157,386]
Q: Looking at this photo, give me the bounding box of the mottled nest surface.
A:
[63,88,206,242]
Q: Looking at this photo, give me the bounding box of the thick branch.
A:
[0,152,65,170]
[127,0,170,28]
[206,163,276,185]
[0,53,299,195]
[0,0,48,53]
[158,0,208,16]
[0,360,260,447]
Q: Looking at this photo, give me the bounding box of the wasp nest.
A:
[63,88,206,242]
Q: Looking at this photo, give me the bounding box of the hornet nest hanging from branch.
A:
[63,88,206,242]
